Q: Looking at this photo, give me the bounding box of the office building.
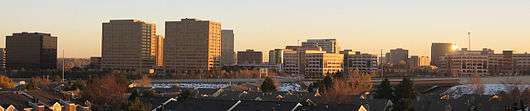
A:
[439,48,493,77]
[221,30,235,66]
[88,57,102,69]
[283,45,343,78]
[268,49,284,65]
[388,48,409,66]
[439,48,530,76]
[301,39,339,53]
[156,35,164,67]
[513,52,530,75]
[283,46,302,75]
[6,32,57,70]
[342,50,378,74]
[303,50,343,78]
[0,48,5,71]
[165,18,221,73]
[101,20,160,71]
[237,49,263,65]
[431,43,455,67]
[408,56,430,68]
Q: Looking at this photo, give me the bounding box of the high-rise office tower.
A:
[6,32,57,70]
[388,48,409,65]
[0,48,6,71]
[268,49,284,65]
[221,30,235,66]
[102,20,159,71]
[237,49,263,65]
[431,43,454,67]
[283,46,302,75]
[165,18,221,73]
[302,39,339,53]
[156,35,164,67]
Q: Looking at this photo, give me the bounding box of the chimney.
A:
[80,106,91,111]
[67,103,76,111]
[36,105,45,111]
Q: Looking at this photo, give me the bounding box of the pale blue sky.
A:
[1,0,530,58]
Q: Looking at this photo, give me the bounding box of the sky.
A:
[1,0,530,58]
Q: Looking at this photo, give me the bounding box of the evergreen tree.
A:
[127,98,151,111]
[374,78,394,100]
[321,75,333,92]
[127,89,151,111]
[395,78,416,99]
[178,89,193,100]
[392,78,416,111]
[261,77,277,93]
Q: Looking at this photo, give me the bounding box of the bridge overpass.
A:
[151,77,461,86]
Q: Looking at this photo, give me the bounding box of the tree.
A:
[323,71,373,104]
[470,74,484,95]
[133,75,151,88]
[127,98,151,111]
[0,75,15,89]
[25,77,51,90]
[374,78,394,100]
[82,73,128,110]
[321,75,333,92]
[127,89,151,111]
[260,77,277,93]
[395,78,416,99]
[393,78,416,111]
[178,89,194,100]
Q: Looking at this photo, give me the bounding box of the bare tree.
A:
[82,73,128,110]
[470,74,484,95]
[323,71,373,104]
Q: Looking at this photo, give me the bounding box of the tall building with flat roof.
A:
[302,39,339,53]
[221,30,235,66]
[101,19,160,71]
[165,18,221,73]
[237,49,263,65]
[6,32,57,70]
[439,48,493,77]
[268,49,284,65]
[283,47,302,75]
[512,52,530,75]
[0,48,6,71]
[156,35,164,67]
[303,50,343,78]
[388,48,409,66]
[431,43,454,67]
[342,50,378,74]
[89,57,102,69]
[408,56,430,68]
[283,45,343,78]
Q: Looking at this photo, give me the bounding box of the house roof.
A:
[160,98,235,111]
[0,92,33,109]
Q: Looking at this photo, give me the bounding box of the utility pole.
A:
[62,49,65,83]
[380,49,384,79]
[468,32,471,50]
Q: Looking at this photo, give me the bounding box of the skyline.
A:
[2,0,530,58]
